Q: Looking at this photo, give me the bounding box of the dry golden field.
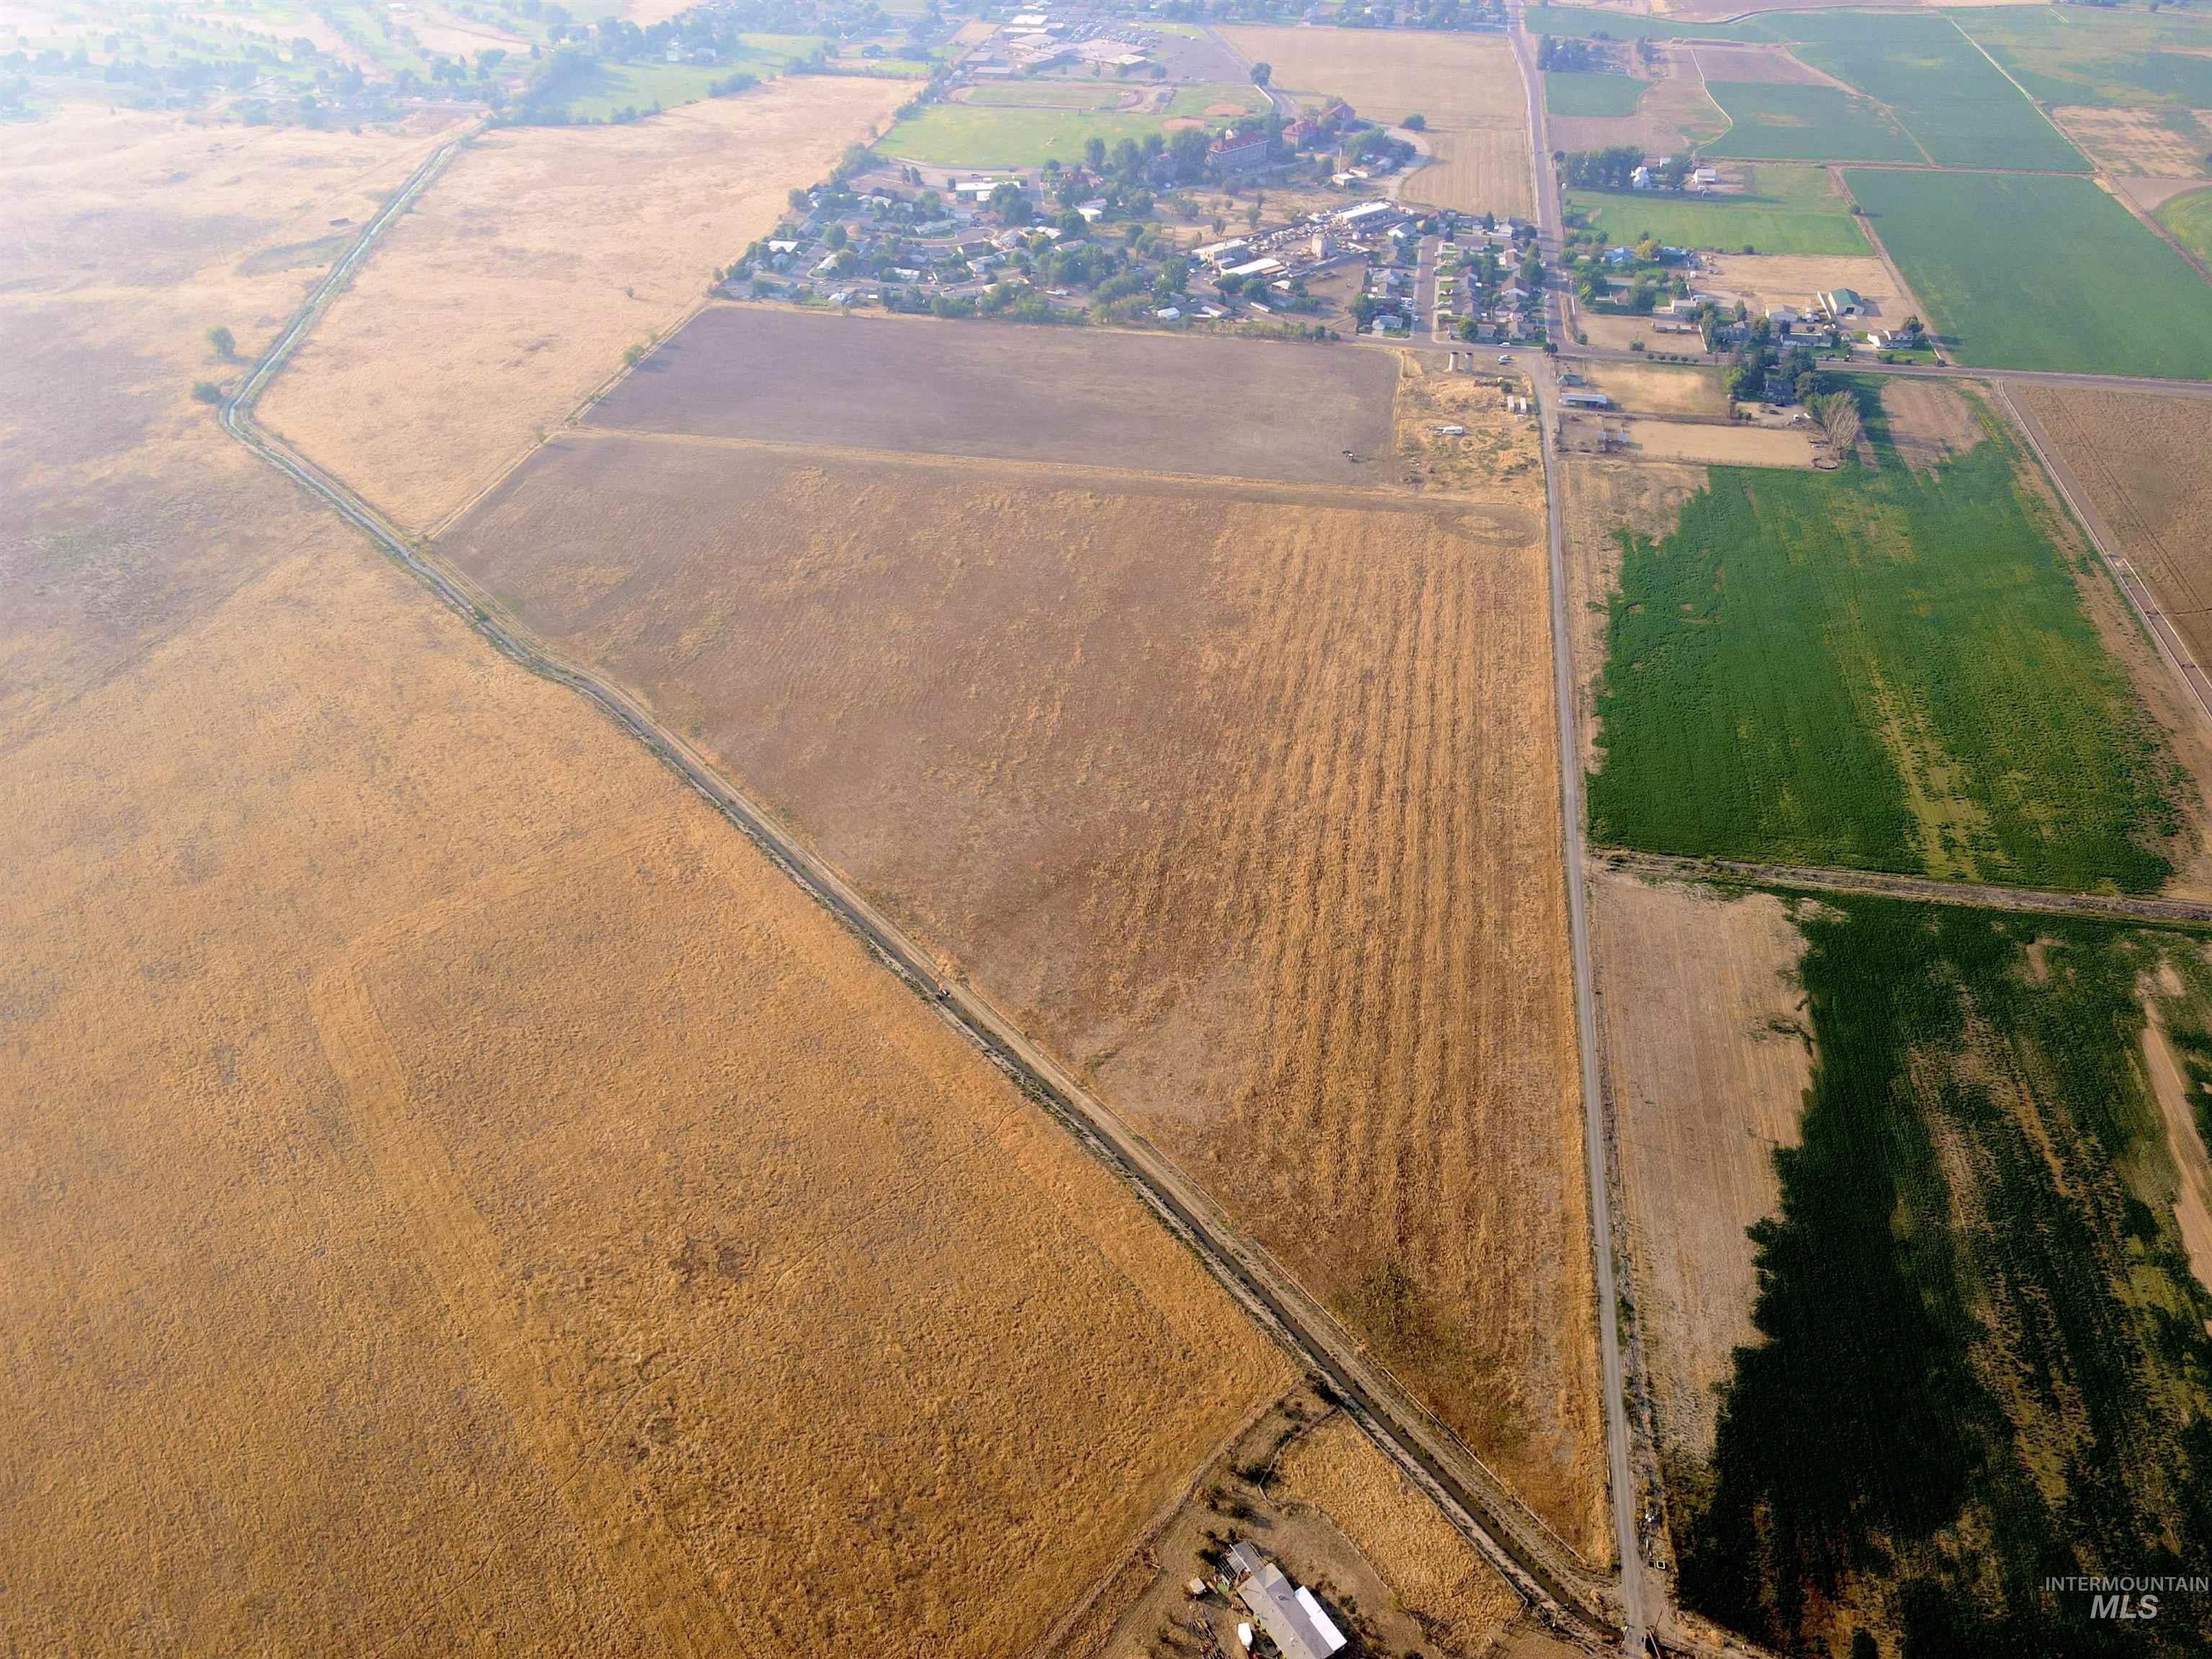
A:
[2051,106,2212,178]
[1223,24,1533,217]
[1586,870,1813,1467]
[1572,361,1727,418]
[439,423,1611,1555]
[2,102,1287,1656]
[1609,418,1817,467]
[1692,251,1904,322]
[257,76,909,531]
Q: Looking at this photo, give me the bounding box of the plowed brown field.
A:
[2,102,1285,1657]
[439,426,1609,1555]
[257,76,908,532]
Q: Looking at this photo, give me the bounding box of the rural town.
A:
[10,0,2212,1655]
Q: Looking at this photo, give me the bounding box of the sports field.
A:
[1568,162,1869,256]
[1546,70,1645,118]
[1700,79,1922,162]
[1586,390,2187,891]
[1845,168,2212,377]
[1794,16,2085,170]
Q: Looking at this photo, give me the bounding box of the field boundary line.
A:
[1823,166,1941,361]
[214,135,1624,1645]
[1594,848,2212,926]
[1946,14,2090,172]
[1995,382,2212,732]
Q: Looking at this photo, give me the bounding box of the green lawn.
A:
[876,101,1223,166]
[1950,4,2212,108]
[1701,79,1923,163]
[1588,392,2184,891]
[1791,14,2085,170]
[1682,896,2212,1657]
[1568,162,1869,256]
[1545,69,1646,117]
[1846,168,2212,377]
[1166,82,1269,117]
[2159,185,2212,268]
[547,60,728,120]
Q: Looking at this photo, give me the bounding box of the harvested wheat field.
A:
[439,421,1611,1555]
[0,102,462,739]
[1575,361,1727,418]
[2051,106,2212,179]
[2015,387,2212,673]
[257,76,909,532]
[1609,417,1816,467]
[1586,869,1813,1470]
[1224,24,1532,216]
[2,102,1287,1658]
[1879,379,1983,475]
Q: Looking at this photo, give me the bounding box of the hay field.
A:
[257,76,909,532]
[1,100,1288,1657]
[589,306,1398,485]
[1223,24,1533,215]
[1587,869,1812,1467]
[439,429,1611,1555]
[2052,104,2212,178]
[1573,361,1725,417]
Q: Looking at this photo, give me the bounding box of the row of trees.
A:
[1559,146,1695,192]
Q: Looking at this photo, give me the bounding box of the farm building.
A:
[1561,390,1613,409]
[1817,287,1866,319]
[1226,1544,1349,1659]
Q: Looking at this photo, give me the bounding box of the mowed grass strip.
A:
[1700,80,1922,162]
[1568,162,1869,256]
[1845,168,2212,377]
[1794,17,2085,170]
[876,101,1208,165]
[1682,897,2212,1657]
[1587,393,2183,891]
[1545,70,1646,118]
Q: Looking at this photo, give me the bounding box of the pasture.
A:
[1681,897,2212,1658]
[1844,168,2212,377]
[2161,185,2212,266]
[589,307,1400,484]
[1586,392,2188,891]
[1699,78,1922,162]
[438,383,1614,1555]
[1954,4,2212,109]
[257,75,911,531]
[1546,70,1646,118]
[1568,162,1869,256]
[1792,14,2086,169]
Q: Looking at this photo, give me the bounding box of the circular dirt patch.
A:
[1203,102,1244,117]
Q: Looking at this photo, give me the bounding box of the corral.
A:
[256,75,911,531]
[439,357,1612,1553]
[585,305,1400,484]
[2,94,1290,1659]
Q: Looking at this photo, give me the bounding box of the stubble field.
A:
[439,338,1611,1555]
[2,97,1288,1658]
[256,75,909,531]
[1220,24,1534,217]
[586,305,1399,484]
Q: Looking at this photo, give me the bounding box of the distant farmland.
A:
[1699,80,1921,162]
[442,361,1614,1555]
[1681,896,2212,1658]
[1586,388,2188,891]
[1568,162,1869,256]
[875,102,1215,166]
[1545,70,1645,117]
[1845,168,2212,377]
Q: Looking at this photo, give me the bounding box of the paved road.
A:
[217,117,1625,1652]
[1595,849,2212,927]
[1509,11,1655,1655]
[1560,338,2212,400]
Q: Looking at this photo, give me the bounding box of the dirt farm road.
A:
[1509,11,1657,1656]
[217,130,1627,1650]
